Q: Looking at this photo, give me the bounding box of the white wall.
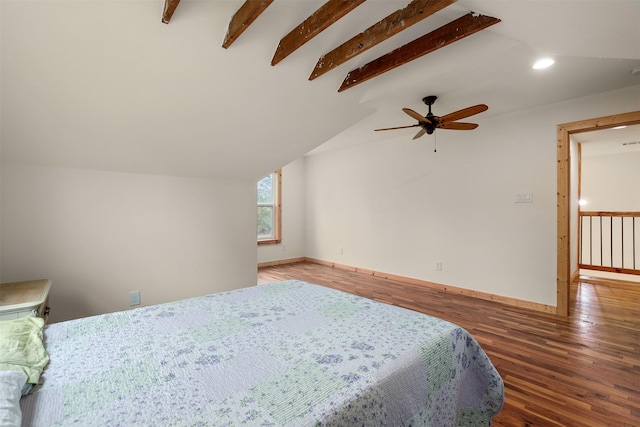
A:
[1,164,257,322]
[257,158,306,264]
[581,151,640,211]
[303,85,640,307]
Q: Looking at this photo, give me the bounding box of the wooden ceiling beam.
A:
[309,0,456,80]
[162,0,181,24]
[222,0,274,49]
[272,0,366,66]
[338,12,500,92]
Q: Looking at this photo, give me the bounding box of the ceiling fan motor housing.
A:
[422,95,438,133]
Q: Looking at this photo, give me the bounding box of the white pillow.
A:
[0,371,27,427]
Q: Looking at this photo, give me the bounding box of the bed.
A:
[4,280,503,426]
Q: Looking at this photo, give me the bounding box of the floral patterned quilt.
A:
[20,280,503,426]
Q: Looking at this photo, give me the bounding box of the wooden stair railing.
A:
[579,211,640,275]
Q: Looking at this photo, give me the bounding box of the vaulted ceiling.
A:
[2,1,639,180]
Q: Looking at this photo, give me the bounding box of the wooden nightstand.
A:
[0,279,51,323]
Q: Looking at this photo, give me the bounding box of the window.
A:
[257,169,281,245]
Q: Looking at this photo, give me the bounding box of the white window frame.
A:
[257,169,282,245]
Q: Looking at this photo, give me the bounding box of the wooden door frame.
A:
[556,110,640,316]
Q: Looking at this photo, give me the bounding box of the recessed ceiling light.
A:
[533,58,555,70]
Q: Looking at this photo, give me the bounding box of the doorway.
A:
[576,124,640,280]
[557,110,640,316]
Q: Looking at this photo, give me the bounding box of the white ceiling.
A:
[2,0,640,180]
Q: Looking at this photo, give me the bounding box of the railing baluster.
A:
[600,216,603,267]
[579,215,583,265]
[621,216,624,269]
[610,216,613,268]
[589,216,593,264]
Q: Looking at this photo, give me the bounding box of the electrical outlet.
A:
[436,262,443,271]
[340,247,344,255]
[129,291,141,306]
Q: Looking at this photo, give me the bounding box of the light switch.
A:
[515,192,533,203]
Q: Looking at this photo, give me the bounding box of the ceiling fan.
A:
[375,96,488,140]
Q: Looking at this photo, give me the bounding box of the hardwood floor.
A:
[257,262,640,426]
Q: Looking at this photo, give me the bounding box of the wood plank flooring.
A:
[257,262,640,426]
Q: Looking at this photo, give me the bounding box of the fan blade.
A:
[402,108,432,124]
[439,104,488,123]
[438,121,478,130]
[413,128,426,139]
[374,124,420,131]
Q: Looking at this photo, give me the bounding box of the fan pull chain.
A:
[433,132,437,152]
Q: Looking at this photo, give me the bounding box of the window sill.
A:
[258,239,281,246]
